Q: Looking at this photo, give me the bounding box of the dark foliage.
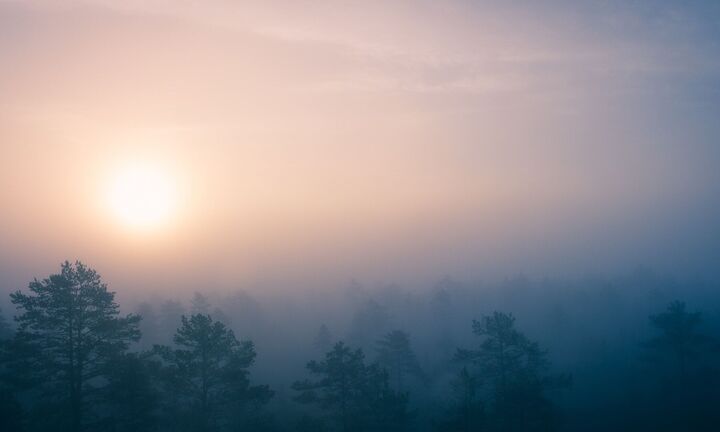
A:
[455,311,571,431]
[434,367,484,432]
[6,261,140,432]
[101,352,158,432]
[152,313,273,432]
[292,341,410,432]
[2,262,720,432]
[638,301,720,430]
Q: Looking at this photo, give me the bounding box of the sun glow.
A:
[108,164,177,230]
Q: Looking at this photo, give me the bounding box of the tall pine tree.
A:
[456,311,569,432]
[9,261,140,432]
[153,313,272,432]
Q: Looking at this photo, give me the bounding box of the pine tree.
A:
[293,341,409,432]
[643,300,713,377]
[641,301,720,430]
[9,261,141,432]
[375,330,424,392]
[153,313,272,432]
[456,311,569,431]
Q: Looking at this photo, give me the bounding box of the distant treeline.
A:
[1,261,719,431]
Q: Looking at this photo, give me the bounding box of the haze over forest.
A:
[1,1,719,431]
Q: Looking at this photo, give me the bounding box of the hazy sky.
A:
[1,0,719,296]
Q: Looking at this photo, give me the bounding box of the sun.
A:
[108,164,177,230]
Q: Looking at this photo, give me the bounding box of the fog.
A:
[1,1,720,431]
[2,0,720,294]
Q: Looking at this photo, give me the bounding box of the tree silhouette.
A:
[8,261,140,432]
[293,342,367,432]
[640,300,720,430]
[456,311,569,432]
[375,330,424,392]
[293,341,409,432]
[643,300,712,377]
[435,367,483,432]
[101,352,158,432]
[153,313,272,432]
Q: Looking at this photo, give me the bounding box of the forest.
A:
[1,261,718,432]
[3,0,720,430]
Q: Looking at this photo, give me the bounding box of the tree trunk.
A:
[70,380,82,432]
